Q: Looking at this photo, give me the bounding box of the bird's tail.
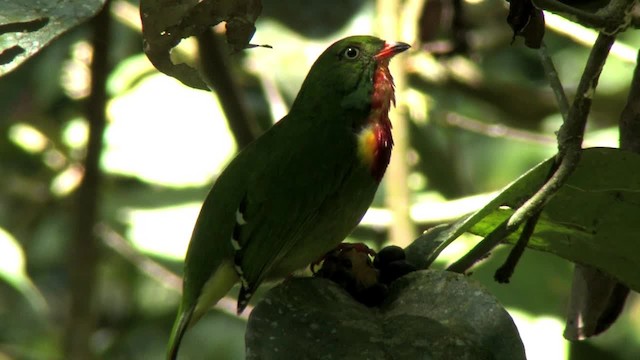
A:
[167,303,194,360]
[166,261,239,359]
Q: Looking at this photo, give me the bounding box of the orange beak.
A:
[374,41,411,60]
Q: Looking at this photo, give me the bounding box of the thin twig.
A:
[544,11,637,64]
[97,224,182,290]
[444,113,557,146]
[533,0,635,34]
[563,47,640,340]
[97,224,252,319]
[564,47,640,340]
[491,41,571,281]
[510,33,615,227]
[494,210,540,282]
[448,33,616,273]
[539,42,570,120]
[448,218,509,273]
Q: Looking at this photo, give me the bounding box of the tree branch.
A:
[490,41,570,280]
[539,42,570,120]
[196,29,261,149]
[564,48,640,339]
[533,0,636,34]
[544,11,638,64]
[448,33,616,273]
[65,1,111,359]
[509,32,614,224]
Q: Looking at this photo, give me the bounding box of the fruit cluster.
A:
[313,243,417,306]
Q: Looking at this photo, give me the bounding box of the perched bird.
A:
[167,35,409,359]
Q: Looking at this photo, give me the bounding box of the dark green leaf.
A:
[140,0,262,90]
[246,271,525,360]
[473,148,640,291]
[404,223,450,269]
[423,155,550,266]
[506,0,545,49]
[429,147,640,292]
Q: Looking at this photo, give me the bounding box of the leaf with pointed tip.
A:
[421,147,640,293]
[404,223,450,270]
[469,148,640,292]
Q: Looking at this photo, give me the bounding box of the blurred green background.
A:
[1,0,639,359]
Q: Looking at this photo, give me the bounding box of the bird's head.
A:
[291,35,410,117]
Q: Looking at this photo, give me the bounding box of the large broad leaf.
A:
[140,0,262,90]
[423,147,640,292]
[246,271,525,360]
[0,0,105,76]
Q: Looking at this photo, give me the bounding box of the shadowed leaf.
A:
[506,0,545,49]
[425,147,640,293]
[246,271,524,360]
[140,0,262,90]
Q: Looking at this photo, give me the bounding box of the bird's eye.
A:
[342,46,360,60]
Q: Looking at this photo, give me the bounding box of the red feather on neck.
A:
[366,61,395,181]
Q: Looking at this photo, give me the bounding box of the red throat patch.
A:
[358,62,395,182]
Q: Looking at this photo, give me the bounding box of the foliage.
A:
[417,147,640,294]
[1,0,640,359]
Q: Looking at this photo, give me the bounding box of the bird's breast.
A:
[355,63,396,182]
[357,122,393,182]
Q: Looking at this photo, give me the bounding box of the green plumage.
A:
[167,35,409,359]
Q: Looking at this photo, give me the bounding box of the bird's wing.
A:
[231,121,356,311]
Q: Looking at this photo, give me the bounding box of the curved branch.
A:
[448,33,616,273]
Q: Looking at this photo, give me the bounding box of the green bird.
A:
[167,35,409,359]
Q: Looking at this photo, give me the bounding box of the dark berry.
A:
[379,260,417,284]
[373,245,406,269]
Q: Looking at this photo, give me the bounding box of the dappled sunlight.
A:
[8,123,49,153]
[123,203,201,260]
[361,192,496,227]
[509,309,568,360]
[103,72,236,187]
[584,127,620,148]
[0,227,47,312]
[0,227,29,287]
[62,117,89,150]
[60,40,92,100]
[432,232,484,266]
[50,164,83,196]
